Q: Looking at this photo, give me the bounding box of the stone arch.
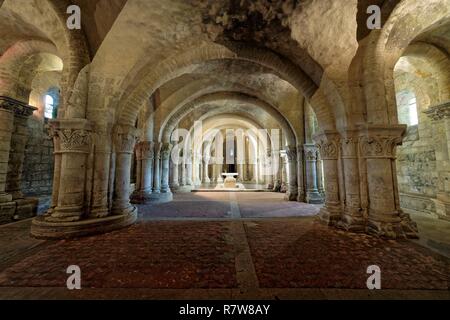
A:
[349,0,450,125]
[401,42,450,102]
[1,0,90,114]
[159,92,297,147]
[0,40,60,98]
[150,77,301,141]
[190,115,264,177]
[185,112,277,161]
[115,42,338,130]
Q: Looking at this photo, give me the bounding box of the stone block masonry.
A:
[21,117,54,200]
[0,97,39,225]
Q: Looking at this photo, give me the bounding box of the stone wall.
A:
[21,116,54,213]
[395,71,438,216]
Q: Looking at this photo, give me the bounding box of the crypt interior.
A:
[0,0,449,299]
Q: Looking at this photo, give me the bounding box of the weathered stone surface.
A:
[0,202,15,224]
[21,117,54,197]
[0,0,448,243]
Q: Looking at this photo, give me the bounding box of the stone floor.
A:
[409,211,450,258]
[0,192,449,300]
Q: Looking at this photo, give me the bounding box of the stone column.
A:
[255,156,261,185]
[285,146,298,201]
[131,141,154,203]
[243,137,249,182]
[264,149,274,189]
[203,156,211,184]
[338,132,366,231]
[314,132,342,226]
[296,144,306,202]
[186,151,193,185]
[216,157,224,183]
[89,125,112,218]
[358,125,418,239]
[112,126,137,215]
[111,125,138,216]
[160,142,173,194]
[45,119,93,222]
[0,104,15,223]
[181,161,187,186]
[281,157,287,184]
[193,151,202,186]
[31,122,138,239]
[237,163,244,182]
[316,154,325,196]
[170,161,180,190]
[304,144,323,204]
[152,142,162,193]
[425,101,450,220]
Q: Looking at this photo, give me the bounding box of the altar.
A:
[222,173,238,189]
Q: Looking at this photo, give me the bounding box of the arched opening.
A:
[2,0,450,299]
[396,90,419,127]
[394,38,449,224]
[43,87,60,120]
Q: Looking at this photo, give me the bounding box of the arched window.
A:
[396,90,419,126]
[43,87,60,119]
[44,95,54,119]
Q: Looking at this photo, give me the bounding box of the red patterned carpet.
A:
[245,220,449,290]
[0,219,448,290]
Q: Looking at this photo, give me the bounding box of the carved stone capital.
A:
[304,144,318,161]
[313,131,340,160]
[48,119,93,153]
[0,96,37,118]
[285,146,297,161]
[161,143,173,161]
[357,125,405,159]
[113,125,138,154]
[136,141,155,160]
[424,100,450,121]
[340,130,359,158]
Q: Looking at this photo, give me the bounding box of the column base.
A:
[45,205,84,222]
[131,190,153,204]
[89,207,110,219]
[318,205,341,226]
[433,196,450,221]
[13,198,38,220]
[399,210,419,239]
[177,185,194,193]
[0,201,16,225]
[367,210,418,239]
[0,197,38,225]
[284,192,298,202]
[0,193,12,203]
[337,209,366,233]
[297,192,306,203]
[112,203,136,216]
[148,191,173,203]
[307,191,324,204]
[31,207,138,240]
[161,186,172,193]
